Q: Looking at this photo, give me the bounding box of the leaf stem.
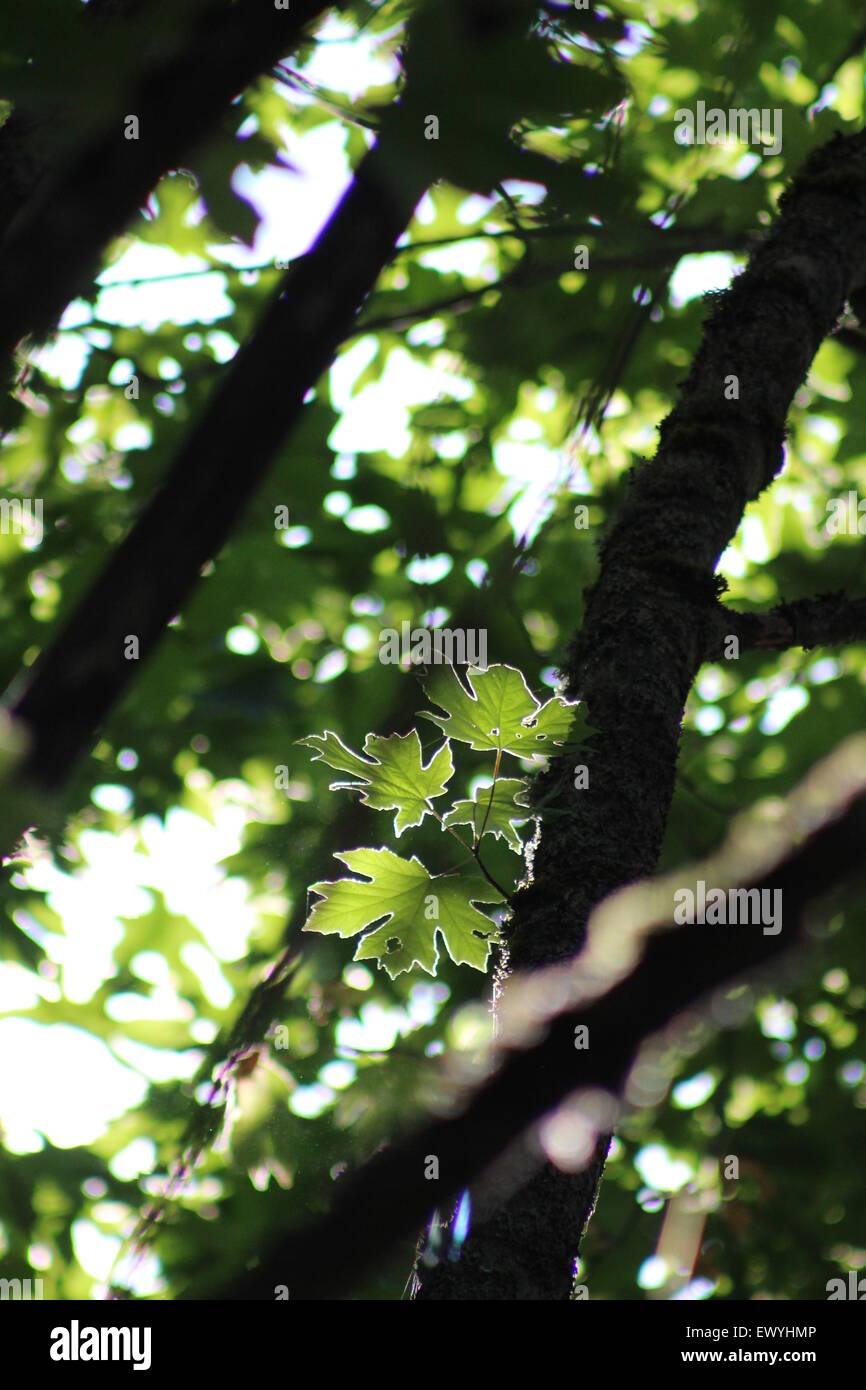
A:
[477,748,501,842]
[433,810,510,899]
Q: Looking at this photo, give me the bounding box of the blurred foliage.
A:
[0,0,864,1302]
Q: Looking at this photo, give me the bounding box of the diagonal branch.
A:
[354,233,753,336]
[4,140,427,794]
[210,736,866,1299]
[0,0,332,373]
[1,0,568,815]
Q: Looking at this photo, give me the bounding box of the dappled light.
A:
[0,0,863,1348]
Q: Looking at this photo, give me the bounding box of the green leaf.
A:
[194,147,260,247]
[386,1,624,192]
[304,847,502,978]
[136,173,214,256]
[443,777,530,853]
[420,662,586,757]
[299,729,453,836]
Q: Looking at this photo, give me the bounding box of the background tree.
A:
[0,0,864,1303]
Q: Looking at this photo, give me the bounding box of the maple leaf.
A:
[420,662,587,757]
[299,729,453,836]
[442,777,530,853]
[303,847,503,979]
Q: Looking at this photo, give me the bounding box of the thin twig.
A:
[477,748,502,842]
[432,809,511,898]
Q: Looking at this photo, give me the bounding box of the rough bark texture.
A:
[7,143,426,792]
[211,738,866,1298]
[715,592,866,656]
[0,0,331,372]
[413,128,866,1298]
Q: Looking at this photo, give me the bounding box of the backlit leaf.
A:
[420,662,587,757]
[442,777,530,852]
[299,729,453,836]
[304,846,502,978]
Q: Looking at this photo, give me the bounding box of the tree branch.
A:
[0,0,331,373]
[4,0,582,814]
[410,127,866,1298]
[710,592,866,658]
[353,234,753,336]
[4,140,427,794]
[210,736,866,1299]
[63,224,748,290]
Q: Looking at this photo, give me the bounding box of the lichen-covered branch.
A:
[710,591,866,656]
[414,128,866,1298]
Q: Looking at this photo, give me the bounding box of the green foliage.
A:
[305,846,502,978]
[443,777,530,853]
[298,728,453,836]
[389,0,625,191]
[1,0,865,1305]
[420,661,586,756]
[300,663,582,974]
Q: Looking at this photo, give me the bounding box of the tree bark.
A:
[413,127,866,1298]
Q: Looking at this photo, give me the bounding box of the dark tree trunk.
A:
[413,128,866,1299]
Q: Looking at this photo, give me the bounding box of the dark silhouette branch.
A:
[0,0,332,373]
[711,592,866,658]
[0,0,130,236]
[75,224,748,289]
[354,233,753,336]
[2,0,580,810]
[210,737,866,1299]
[5,140,427,793]
[409,126,866,1298]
